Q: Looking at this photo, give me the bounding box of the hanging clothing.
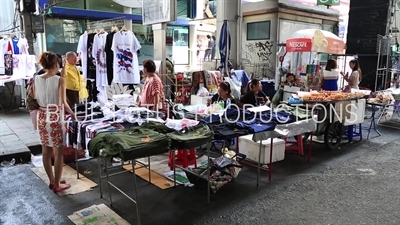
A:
[77,32,88,80]
[4,41,13,75]
[11,38,19,54]
[87,33,96,79]
[0,38,6,74]
[92,32,108,88]
[26,55,37,76]
[111,30,141,84]
[12,55,27,78]
[17,38,29,54]
[105,31,116,85]
[79,74,88,100]
[34,75,65,148]
[86,80,98,102]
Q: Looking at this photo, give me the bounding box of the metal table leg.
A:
[5,81,18,109]
[268,138,273,181]
[307,133,313,163]
[257,140,262,186]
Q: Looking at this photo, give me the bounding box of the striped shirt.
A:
[140,75,163,109]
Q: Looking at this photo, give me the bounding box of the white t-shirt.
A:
[0,39,6,74]
[77,33,88,80]
[26,55,37,77]
[350,70,360,89]
[12,55,27,78]
[92,32,108,88]
[17,38,29,54]
[111,30,141,84]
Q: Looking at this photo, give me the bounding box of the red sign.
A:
[286,38,312,52]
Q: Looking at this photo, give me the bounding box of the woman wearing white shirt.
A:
[341,59,362,90]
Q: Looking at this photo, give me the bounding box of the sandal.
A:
[49,180,66,190]
[53,183,71,193]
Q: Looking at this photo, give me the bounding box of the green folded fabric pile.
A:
[167,124,214,149]
[89,127,171,160]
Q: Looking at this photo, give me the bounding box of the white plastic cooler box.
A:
[238,135,286,164]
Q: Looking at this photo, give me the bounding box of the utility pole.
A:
[16,0,36,55]
[21,12,35,55]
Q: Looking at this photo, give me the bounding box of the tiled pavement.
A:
[0,110,40,162]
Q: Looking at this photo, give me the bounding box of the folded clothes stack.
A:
[113,94,135,108]
[167,124,214,149]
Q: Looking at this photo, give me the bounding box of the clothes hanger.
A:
[111,26,118,32]
[99,28,105,34]
[121,25,128,31]
[93,29,98,33]
[88,29,93,34]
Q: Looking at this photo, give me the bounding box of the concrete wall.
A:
[241,0,340,79]
[241,13,278,79]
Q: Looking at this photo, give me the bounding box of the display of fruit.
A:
[301,91,362,101]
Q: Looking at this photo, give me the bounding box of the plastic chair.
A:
[168,148,197,170]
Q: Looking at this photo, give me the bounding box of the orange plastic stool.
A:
[168,148,197,170]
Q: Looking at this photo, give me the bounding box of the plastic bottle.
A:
[226,98,231,108]
[0,158,15,167]
[219,100,225,109]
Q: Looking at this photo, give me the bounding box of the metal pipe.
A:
[237,0,243,69]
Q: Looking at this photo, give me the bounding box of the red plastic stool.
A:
[168,148,197,170]
[283,135,304,155]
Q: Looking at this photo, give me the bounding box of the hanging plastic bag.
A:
[196,87,209,97]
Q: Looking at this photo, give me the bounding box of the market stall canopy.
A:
[285,29,345,54]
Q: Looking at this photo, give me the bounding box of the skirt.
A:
[37,108,66,148]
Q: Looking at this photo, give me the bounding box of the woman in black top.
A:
[239,79,270,108]
[207,82,235,107]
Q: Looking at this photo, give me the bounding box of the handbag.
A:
[26,77,40,110]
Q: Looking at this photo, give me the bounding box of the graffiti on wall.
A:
[242,41,275,79]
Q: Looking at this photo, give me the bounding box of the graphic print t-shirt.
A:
[4,41,13,75]
[17,38,29,54]
[77,33,88,80]
[92,32,108,88]
[12,55,27,78]
[86,33,96,79]
[111,30,141,84]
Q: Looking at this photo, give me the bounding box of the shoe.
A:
[53,184,71,193]
[49,180,66,190]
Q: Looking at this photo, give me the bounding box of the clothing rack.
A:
[86,17,126,31]
[0,30,24,38]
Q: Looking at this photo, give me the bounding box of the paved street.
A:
[0,111,400,225]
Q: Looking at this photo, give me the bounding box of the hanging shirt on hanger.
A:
[12,55,27,78]
[111,30,141,84]
[17,37,29,54]
[92,32,108,88]
[0,38,7,74]
[105,31,116,85]
[77,32,88,80]
[11,38,19,54]
[4,41,13,75]
[87,33,96,79]
[26,55,37,77]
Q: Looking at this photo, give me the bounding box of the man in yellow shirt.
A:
[62,52,81,107]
